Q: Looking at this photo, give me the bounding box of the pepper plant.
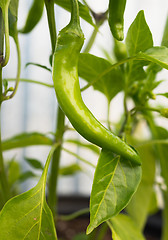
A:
[0,0,168,239]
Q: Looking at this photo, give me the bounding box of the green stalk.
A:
[44,0,65,217]
[83,27,98,53]
[0,67,10,203]
[0,8,4,66]
[48,108,65,216]
[44,0,57,54]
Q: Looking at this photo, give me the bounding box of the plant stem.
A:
[44,0,57,54]
[83,26,98,53]
[44,0,65,217]
[0,67,9,203]
[0,8,4,66]
[48,108,65,216]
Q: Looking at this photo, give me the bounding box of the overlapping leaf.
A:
[126,144,156,230]
[87,149,142,234]
[0,146,57,239]
[78,53,124,102]
[108,214,145,240]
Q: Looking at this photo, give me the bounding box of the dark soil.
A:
[56,218,160,240]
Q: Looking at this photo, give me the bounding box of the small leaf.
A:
[25,62,51,72]
[87,149,142,234]
[54,0,95,27]
[25,157,44,170]
[108,214,145,240]
[9,0,19,18]
[19,0,44,34]
[8,160,20,186]
[59,164,81,176]
[19,171,37,182]
[126,10,153,56]
[138,46,168,70]
[161,15,168,47]
[78,53,124,102]
[126,10,153,83]
[0,145,58,239]
[2,132,53,151]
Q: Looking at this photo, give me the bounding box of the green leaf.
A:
[87,149,142,234]
[126,10,153,83]
[0,145,58,239]
[25,62,51,72]
[19,0,44,34]
[54,0,95,27]
[126,10,153,56]
[25,157,44,170]
[8,160,20,186]
[78,53,124,102]
[108,214,145,240]
[59,164,81,176]
[126,144,156,230]
[2,132,53,151]
[9,0,19,17]
[19,171,37,183]
[161,15,168,47]
[138,46,168,70]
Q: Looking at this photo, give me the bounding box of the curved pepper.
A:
[52,0,141,165]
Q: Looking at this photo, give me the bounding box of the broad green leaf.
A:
[138,47,168,70]
[87,149,142,234]
[65,139,100,154]
[78,53,124,102]
[25,157,44,170]
[0,145,58,239]
[126,10,153,83]
[2,132,53,151]
[126,145,156,230]
[55,0,95,27]
[59,163,81,176]
[161,15,168,47]
[108,214,145,240]
[19,0,44,34]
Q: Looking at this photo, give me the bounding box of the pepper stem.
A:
[70,0,80,27]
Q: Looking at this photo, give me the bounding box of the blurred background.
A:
[2,0,168,196]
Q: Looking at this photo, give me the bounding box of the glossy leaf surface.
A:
[108,214,145,240]
[78,53,124,102]
[87,149,142,234]
[0,145,57,239]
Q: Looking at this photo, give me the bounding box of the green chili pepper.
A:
[52,0,141,165]
[19,0,44,34]
[108,0,126,41]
